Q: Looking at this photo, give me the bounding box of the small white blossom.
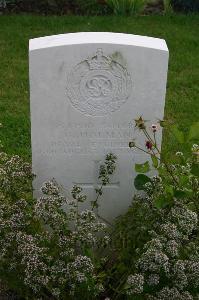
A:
[176,151,183,156]
[192,144,199,152]
[151,124,158,132]
[147,274,160,286]
[126,274,144,295]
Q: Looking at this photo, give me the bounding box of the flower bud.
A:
[151,124,158,132]
[145,141,153,150]
[135,116,146,130]
[129,141,136,148]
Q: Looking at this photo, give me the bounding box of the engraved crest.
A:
[66,49,132,116]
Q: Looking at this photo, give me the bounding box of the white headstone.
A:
[29,32,169,221]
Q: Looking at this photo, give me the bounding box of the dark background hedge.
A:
[1,0,199,15]
[2,0,108,14]
[171,0,199,12]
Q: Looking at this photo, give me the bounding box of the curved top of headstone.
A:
[29,32,168,52]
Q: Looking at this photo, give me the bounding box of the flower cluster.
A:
[92,153,117,210]
[67,255,94,284]
[15,232,49,292]
[0,152,33,198]
[138,247,169,274]
[147,273,160,286]
[0,151,113,299]
[148,287,193,300]
[124,198,199,298]
[98,153,117,186]
[41,179,60,195]
[126,274,144,295]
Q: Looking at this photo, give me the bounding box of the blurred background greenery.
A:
[1,0,198,15]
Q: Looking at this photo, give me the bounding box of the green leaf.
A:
[184,189,194,198]
[134,174,151,190]
[151,155,159,168]
[155,185,174,208]
[97,271,107,279]
[165,185,174,197]
[135,161,150,173]
[158,165,167,177]
[174,189,193,199]
[83,247,93,257]
[187,202,196,211]
[154,196,167,208]
[171,125,184,143]
[154,194,173,208]
[174,190,187,199]
[159,120,166,127]
[191,163,199,176]
[179,175,189,186]
[188,122,199,140]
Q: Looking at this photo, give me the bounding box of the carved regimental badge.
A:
[66,49,132,116]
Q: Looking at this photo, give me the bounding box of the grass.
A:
[0,14,198,159]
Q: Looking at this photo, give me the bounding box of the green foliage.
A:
[191,163,199,177]
[106,0,146,15]
[131,117,199,210]
[171,124,185,143]
[134,173,151,190]
[92,153,117,211]
[163,0,173,14]
[189,122,199,141]
[106,118,199,298]
[74,0,109,15]
[151,154,159,168]
[110,150,199,298]
[135,161,150,173]
[109,197,159,294]
[170,122,199,145]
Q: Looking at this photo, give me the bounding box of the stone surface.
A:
[29,32,169,221]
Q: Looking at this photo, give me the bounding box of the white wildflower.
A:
[126,274,144,295]
[176,151,183,156]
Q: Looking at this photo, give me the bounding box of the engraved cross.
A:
[73,160,120,191]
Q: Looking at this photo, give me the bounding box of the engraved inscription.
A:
[66,49,132,116]
[35,122,134,156]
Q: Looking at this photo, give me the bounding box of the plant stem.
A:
[91,183,103,211]
[142,128,179,187]
[164,162,179,187]
[143,128,154,145]
[112,272,129,300]
[134,145,160,160]
[153,131,157,148]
